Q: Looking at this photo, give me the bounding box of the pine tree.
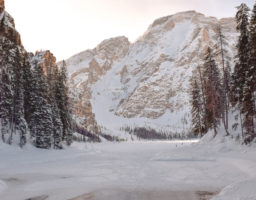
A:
[249,2,256,120]
[233,3,256,143]
[51,67,63,149]
[203,47,223,137]
[23,54,34,128]
[0,37,27,146]
[242,2,256,143]
[0,65,13,143]
[56,61,73,145]
[197,66,207,109]
[225,61,232,104]
[251,3,256,108]
[29,60,53,149]
[233,3,250,104]
[242,82,255,143]
[190,76,205,137]
[52,102,63,149]
[232,3,251,141]
[214,25,231,135]
[0,38,15,144]
[13,50,27,147]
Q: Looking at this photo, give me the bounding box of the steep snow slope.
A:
[62,36,130,134]
[64,11,237,138]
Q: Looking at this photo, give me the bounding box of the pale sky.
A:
[5,0,255,61]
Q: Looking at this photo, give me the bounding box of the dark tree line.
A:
[0,47,73,148]
[0,0,73,149]
[190,3,256,144]
[122,126,194,140]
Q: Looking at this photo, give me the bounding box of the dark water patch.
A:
[25,195,48,200]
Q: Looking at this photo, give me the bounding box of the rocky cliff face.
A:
[29,50,100,135]
[62,36,130,134]
[0,0,26,78]
[29,51,57,72]
[0,0,5,12]
[0,0,22,46]
[64,11,237,137]
[0,0,58,79]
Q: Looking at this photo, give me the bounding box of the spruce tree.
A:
[13,50,27,147]
[242,2,256,143]
[250,2,256,120]
[56,61,73,145]
[23,55,34,128]
[232,3,250,141]
[29,60,53,149]
[52,102,63,149]
[0,38,15,144]
[0,65,13,143]
[233,3,250,104]
[52,67,63,149]
[224,61,232,104]
[250,3,256,104]
[214,25,231,135]
[195,66,209,134]
[203,47,223,137]
[190,77,204,137]
[233,3,256,143]
[0,37,27,146]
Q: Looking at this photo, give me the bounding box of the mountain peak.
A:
[95,36,130,51]
[151,10,203,28]
[94,36,130,61]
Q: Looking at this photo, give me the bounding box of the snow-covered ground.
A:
[0,138,255,200]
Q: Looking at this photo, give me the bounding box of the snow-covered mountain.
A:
[63,11,237,138]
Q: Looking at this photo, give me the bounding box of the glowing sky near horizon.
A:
[5,0,255,61]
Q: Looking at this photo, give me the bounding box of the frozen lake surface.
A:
[0,139,255,200]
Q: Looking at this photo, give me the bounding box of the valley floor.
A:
[0,139,256,200]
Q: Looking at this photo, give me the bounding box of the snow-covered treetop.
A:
[235,3,250,31]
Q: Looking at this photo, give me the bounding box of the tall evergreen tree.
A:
[242,2,256,143]
[190,76,205,137]
[232,3,251,141]
[56,61,73,145]
[233,3,256,143]
[203,47,223,137]
[13,50,27,147]
[214,25,231,135]
[0,38,15,144]
[51,67,63,149]
[233,3,250,104]
[29,60,53,149]
[249,3,256,115]
[23,54,34,128]
[0,63,13,143]
[197,66,208,134]
[52,101,63,149]
[224,61,232,104]
[250,3,256,106]
[0,37,27,146]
